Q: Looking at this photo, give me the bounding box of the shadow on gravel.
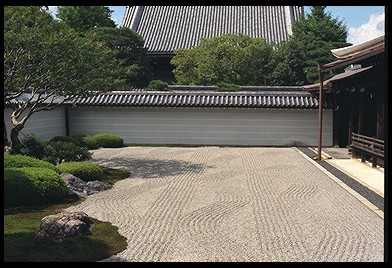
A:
[92,157,205,179]
[99,255,129,262]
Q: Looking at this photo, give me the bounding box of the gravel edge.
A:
[297,147,384,212]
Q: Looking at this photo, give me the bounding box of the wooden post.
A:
[317,64,324,161]
[358,92,364,135]
[65,107,70,137]
[376,102,383,140]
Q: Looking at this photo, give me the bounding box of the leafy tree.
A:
[4,6,124,149]
[269,38,308,86]
[171,33,274,86]
[272,6,349,85]
[89,27,152,88]
[56,6,116,31]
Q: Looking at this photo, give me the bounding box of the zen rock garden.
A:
[34,173,112,241]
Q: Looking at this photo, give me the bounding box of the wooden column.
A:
[317,64,324,161]
[358,91,364,135]
[376,102,384,140]
[333,93,339,147]
[347,95,353,148]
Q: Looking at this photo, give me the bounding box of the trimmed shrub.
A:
[56,161,104,181]
[145,80,169,91]
[91,134,124,148]
[71,134,99,150]
[50,136,81,146]
[16,133,48,159]
[4,167,67,207]
[43,141,92,165]
[216,82,240,92]
[4,153,59,173]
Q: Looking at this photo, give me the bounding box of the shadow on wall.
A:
[92,157,206,179]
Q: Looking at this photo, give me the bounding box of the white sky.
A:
[347,12,385,44]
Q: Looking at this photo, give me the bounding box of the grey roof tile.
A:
[122,6,304,53]
[72,86,335,109]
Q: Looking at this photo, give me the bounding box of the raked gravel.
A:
[65,146,384,262]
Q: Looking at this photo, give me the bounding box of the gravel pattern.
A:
[298,147,384,212]
[65,146,384,262]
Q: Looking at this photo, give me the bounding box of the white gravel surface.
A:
[65,146,384,262]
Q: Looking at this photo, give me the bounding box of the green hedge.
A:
[17,133,47,159]
[43,141,92,165]
[145,80,169,91]
[56,161,104,181]
[50,136,81,146]
[91,134,124,148]
[71,135,99,150]
[4,167,67,207]
[216,82,240,92]
[4,154,59,173]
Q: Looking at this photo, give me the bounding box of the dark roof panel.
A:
[122,6,304,53]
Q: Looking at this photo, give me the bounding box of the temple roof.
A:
[121,6,304,54]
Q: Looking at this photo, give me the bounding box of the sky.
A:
[49,6,385,45]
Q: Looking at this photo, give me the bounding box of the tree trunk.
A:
[10,123,24,150]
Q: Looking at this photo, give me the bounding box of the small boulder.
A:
[61,173,88,197]
[61,173,112,197]
[34,211,93,241]
[86,180,112,193]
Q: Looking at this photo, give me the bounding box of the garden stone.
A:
[86,180,112,193]
[61,173,88,198]
[34,212,93,241]
[61,173,112,197]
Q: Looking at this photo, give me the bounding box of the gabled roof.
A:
[322,35,385,72]
[302,35,385,91]
[121,6,304,54]
[72,86,334,109]
[302,66,373,91]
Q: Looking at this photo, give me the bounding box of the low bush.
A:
[43,141,92,165]
[14,133,47,159]
[91,134,124,148]
[145,80,169,91]
[216,82,240,92]
[4,167,67,207]
[56,161,104,181]
[50,136,81,146]
[71,134,99,150]
[4,153,59,172]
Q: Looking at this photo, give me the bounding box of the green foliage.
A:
[91,134,124,148]
[4,153,58,172]
[89,27,152,88]
[4,167,67,207]
[15,133,48,159]
[56,161,104,181]
[145,80,169,91]
[216,82,240,92]
[4,6,122,102]
[43,141,92,165]
[56,6,116,31]
[280,6,349,84]
[4,6,124,149]
[269,39,308,86]
[50,136,81,146]
[171,33,274,86]
[71,134,100,150]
